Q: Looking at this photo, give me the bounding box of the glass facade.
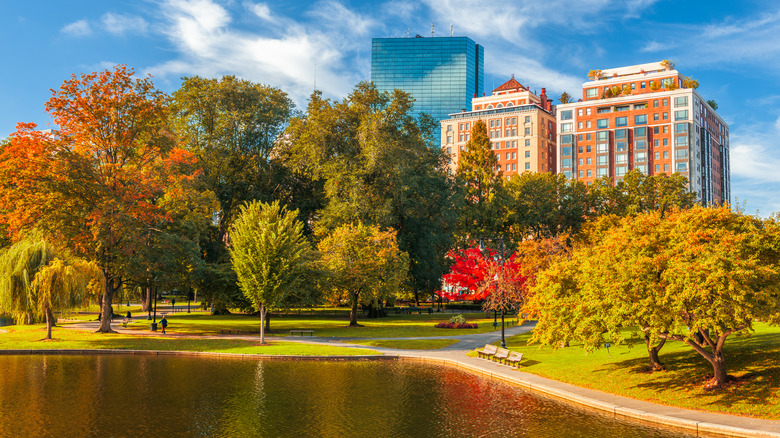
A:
[371,37,483,131]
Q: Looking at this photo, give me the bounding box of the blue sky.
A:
[2,0,779,215]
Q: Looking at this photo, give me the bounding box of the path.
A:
[57,319,780,437]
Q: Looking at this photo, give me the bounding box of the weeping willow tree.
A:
[0,234,102,339]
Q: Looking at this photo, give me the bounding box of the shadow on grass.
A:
[597,331,780,410]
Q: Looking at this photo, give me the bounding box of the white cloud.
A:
[486,53,582,97]
[248,2,272,21]
[149,0,359,106]
[62,19,92,36]
[101,13,149,36]
[641,41,664,53]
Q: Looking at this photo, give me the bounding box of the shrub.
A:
[435,322,479,329]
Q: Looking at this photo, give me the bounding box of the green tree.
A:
[229,201,311,343]
[0,233,102,339]
[457,119,504,240]
[171,76,296,258]
[318,222,408,327]
[707,100,718,110]
[589,170,695,217]
[281,83,460,306]
[504,172,590,240]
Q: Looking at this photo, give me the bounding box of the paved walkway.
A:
[59,319,780,437]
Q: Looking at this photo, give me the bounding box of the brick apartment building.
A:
[441,77,557,178]
[556,61,730,205]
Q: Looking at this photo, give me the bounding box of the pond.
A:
[0,355,692,437]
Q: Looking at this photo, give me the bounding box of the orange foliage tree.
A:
[0,65,197,332]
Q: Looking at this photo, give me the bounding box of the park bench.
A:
[477,344,498,359]
[289,330,314,336]
[505,352,524,367]
[492,348,510,364]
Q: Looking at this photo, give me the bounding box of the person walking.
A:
[160,314,168,334]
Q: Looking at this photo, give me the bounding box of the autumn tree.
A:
[530,206,780,386]
[318,222,408,327]
[589,170,695,217]
[281,84,460,306]
[559,92,573,104]
[229,201,311,343]
[457,119,504,241]
[0,233,102,339]
[0,65,196,332]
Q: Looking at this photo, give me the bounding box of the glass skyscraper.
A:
[371,36,484,130]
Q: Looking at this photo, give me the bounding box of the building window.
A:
[597,107,611,114]
[525,127,531,135]
[597,168,608,177]
[634,114,647,125]
[561,110,573,120]
[586,121,592,128]
[655,164,660,172]
[654,113,659,121]
[561,123,573,133]
[616,165,627,176]
[675,149,688,159]
[616,141,627,152]
[578,122,583,129]
[597,119,609,129]
[447,125,453,132]
[635,139,647,149]
[497,119,501,127]
[447,135,453,143]
[616,105,629,112]
[674,110,689,121]
[654,139,659,147]
[635,127,647,137]
[653,126,659,134]
[663,138,669,146]
[616,117,628,127]
[654,152,660,160]
[578,109,583,116]
[662,98,668,106]
[615,129,628,139]
[506,164,510,171]
[674,96,688,107]
[616,154,627,164]
[525,162,531,169]
[459,134,464,141]
[587,169,592,177]
[663,151,669,159]
[674,123,688,133]
[597,156,608,165]
[525,139,531,146]
[664,163,669,172]
[634,103,647,109]
[525,150,531,158]
[512,163,516,170]
[586,88,597,98]
[586,108,592,115]
[525,116,531,123]
[579,170,583,177]
[662,126,668,134]
[635,152,647,162]
[587,157,592,164]
[653,99,659,107]
[641,82,646,89]
[506,153,511,160]
[636,164,647,174]
[676,162,687,172]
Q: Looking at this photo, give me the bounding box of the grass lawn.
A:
[118,311,504,338]
[0,324,379,356]
[348,339,460,350]
[502,323,780,419]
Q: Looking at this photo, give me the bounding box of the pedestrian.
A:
[171,298,176,313]
[160,314,168,334]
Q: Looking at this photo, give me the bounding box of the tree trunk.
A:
[264,311,271,332]
[96,274,117,333]
[259,303,266,344]
[644,334,665,371]
[711,350,729,386]
[45,307,54,340]
[349,291,360,327]
[141,287,151,312]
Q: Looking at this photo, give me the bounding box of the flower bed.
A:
[435,322,478,329]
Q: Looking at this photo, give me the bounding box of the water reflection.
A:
[0,355,692,438]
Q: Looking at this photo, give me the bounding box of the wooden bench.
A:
[492,348,511,364]
[289,330,314,336]
[506,352,524,367]
[477,344,498,359]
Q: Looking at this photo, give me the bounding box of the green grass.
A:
[118,311,504,338]
[502,323,780,419]
[348,339,459,350]
[0,324,379,356]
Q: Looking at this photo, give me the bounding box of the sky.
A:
[1,0,779,215]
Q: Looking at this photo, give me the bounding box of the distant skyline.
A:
[2,0,779,215]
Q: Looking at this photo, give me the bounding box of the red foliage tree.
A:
[441,246,527,306]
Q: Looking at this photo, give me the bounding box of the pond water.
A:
[0,355,692,437]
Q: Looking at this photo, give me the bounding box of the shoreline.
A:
[1,347,778,438]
